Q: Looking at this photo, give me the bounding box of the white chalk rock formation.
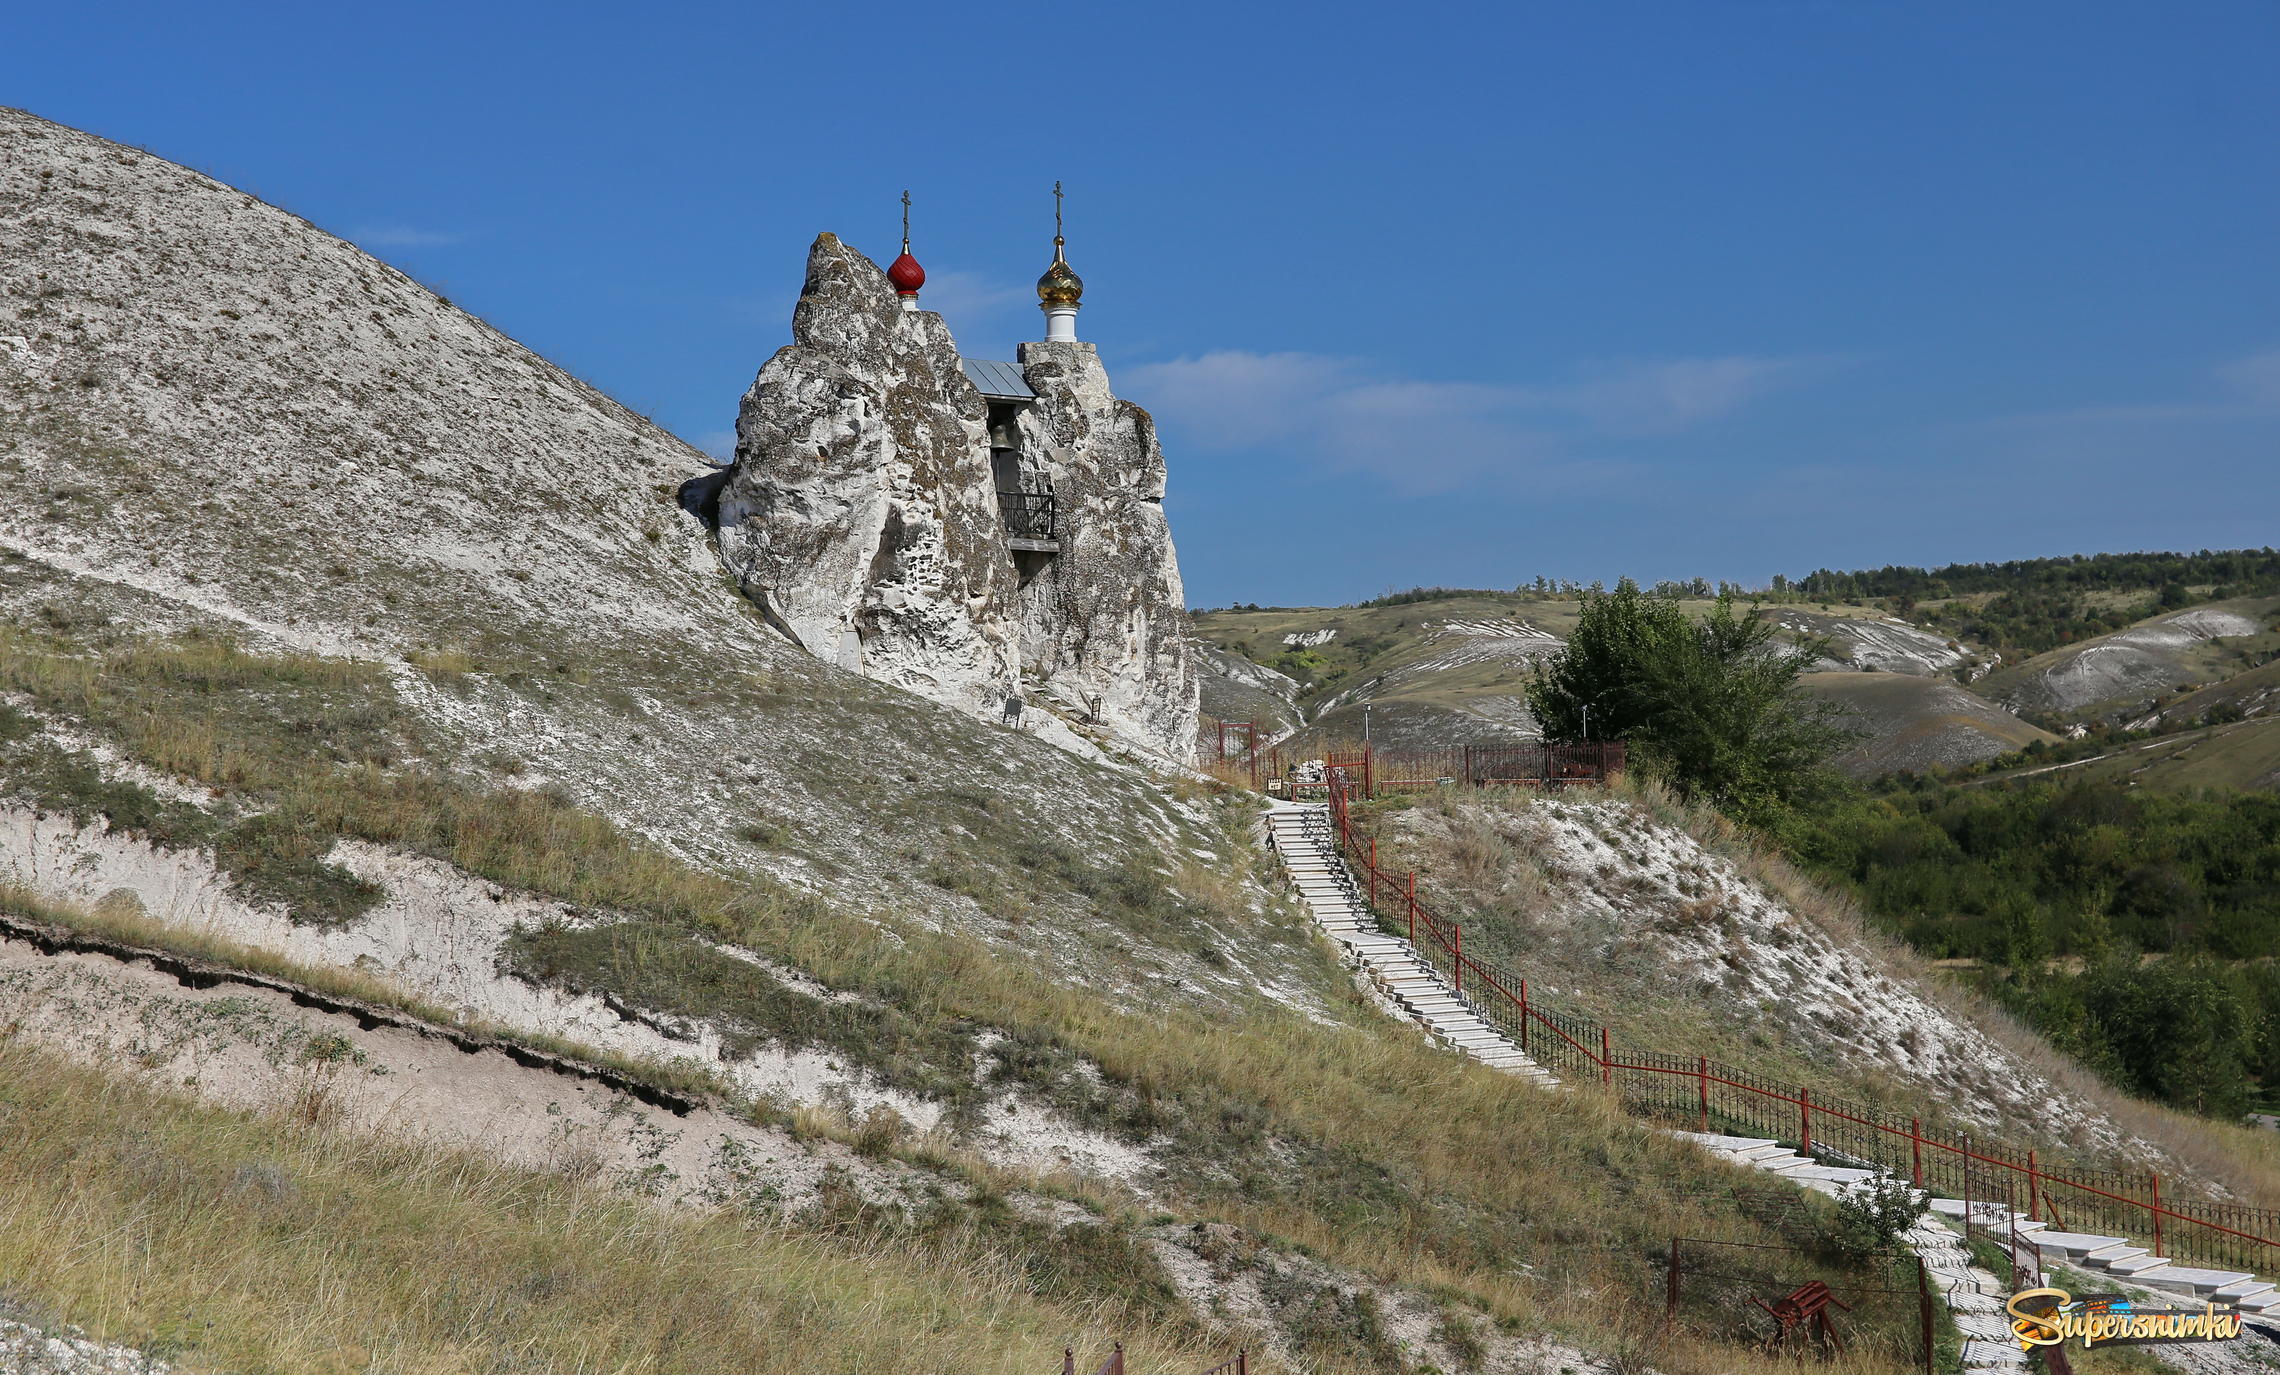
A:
[1012,341,1198,761]
[715,234,1021,724]
[708,235,1197,763]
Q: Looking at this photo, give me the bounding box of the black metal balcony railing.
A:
[998,490,1057,541]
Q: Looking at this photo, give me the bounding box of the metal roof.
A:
[961,359,1036,400]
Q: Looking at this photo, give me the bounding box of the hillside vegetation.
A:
[1196,560,2280,787]
[0,105,2015,1374]
[11,102,2280,1372]
[1206,571,2280,1139]
[1791,550,2280,657]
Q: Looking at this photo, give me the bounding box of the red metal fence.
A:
[1363,742,1626,793]
[1321,779,2280,1278]
[1211,737,1624,800]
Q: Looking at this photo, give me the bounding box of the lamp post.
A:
[1363,703,1372,746]
[1580,703,1591,741]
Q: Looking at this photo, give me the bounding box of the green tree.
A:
[1527,582,1854,825]
[2072,955,2255,1119]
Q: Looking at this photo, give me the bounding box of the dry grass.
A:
[1610,776,2280,1206]
[0,882,733,1104]
[0,627,1945,1372]
[1433,775,2280,1209]
[0,1041,1221,1375]
[404,644,479,678]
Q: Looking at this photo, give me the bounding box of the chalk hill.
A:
[5,106,2277,1372]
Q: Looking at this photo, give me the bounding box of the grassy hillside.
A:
[0,1040,1218,1374]
[0,106,1989,1374]
[1978,596,2280,725]
[1360,781,2280,1206]
[1791,549,2280,657]
[1192,591,2045,774]
[1805,672,2058,776]
[13,102,2280,1372]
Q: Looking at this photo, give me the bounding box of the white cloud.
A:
[1539,355,1816,434]
[1122,350,1820,492]
[1978,347,2280,429]
[350,224,463,248]
[2217,349,2280,407]
[918,271,1029,323]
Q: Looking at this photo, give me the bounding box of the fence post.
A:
[1247,720,1259,788]
[1368,838,1377,907]
[1238,1351,1247,1375]
[1600,1025,1612,1087]
[2150,1172,2164,1259]
[1111,1342,1124,1375]
[1917,1259,1934,1375]
[2027,1150,2041,1224]
[1453,923,1463,994]
[1962,1133,1973,1239]
[1519,980,1530,1053]
[1698,1055,1709,1132]
[1666,1236,1682,1318]
[1463,744,1473,788]
[1799,1087,1812,1156]
[1064,1349,1075,1375]
[1910,1117,1923,1188]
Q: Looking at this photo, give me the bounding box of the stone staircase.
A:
[1266,803,1556,1087]
[1262,801,2280,1370]
[1677,1133,2033,1370]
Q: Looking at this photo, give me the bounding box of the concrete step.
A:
[2029,1231,2129,1259]
[1678,1133,1778,1154]
[1747,1153,1814,1172]
[1732,1143,1798,1162]
[2085,1242,2147,1263]
[1960,1344,2032,1370]
[2129,1267,2263,1297]
[2104,1253,2173,1277]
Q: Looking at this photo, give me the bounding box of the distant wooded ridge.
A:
[1203,548,2280,615]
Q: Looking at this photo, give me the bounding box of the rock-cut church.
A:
[682,193,1198,765]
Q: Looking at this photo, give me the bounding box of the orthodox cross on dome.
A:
[1037,179,1083,341]
[887,188,925,311]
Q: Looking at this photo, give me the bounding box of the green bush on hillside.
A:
[1526,582,1853,826]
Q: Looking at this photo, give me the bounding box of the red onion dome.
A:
[887,251,926,295]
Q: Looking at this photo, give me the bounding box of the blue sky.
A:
[9,1,2276,607]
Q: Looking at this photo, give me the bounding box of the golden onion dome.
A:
[1037,242,1083,305]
